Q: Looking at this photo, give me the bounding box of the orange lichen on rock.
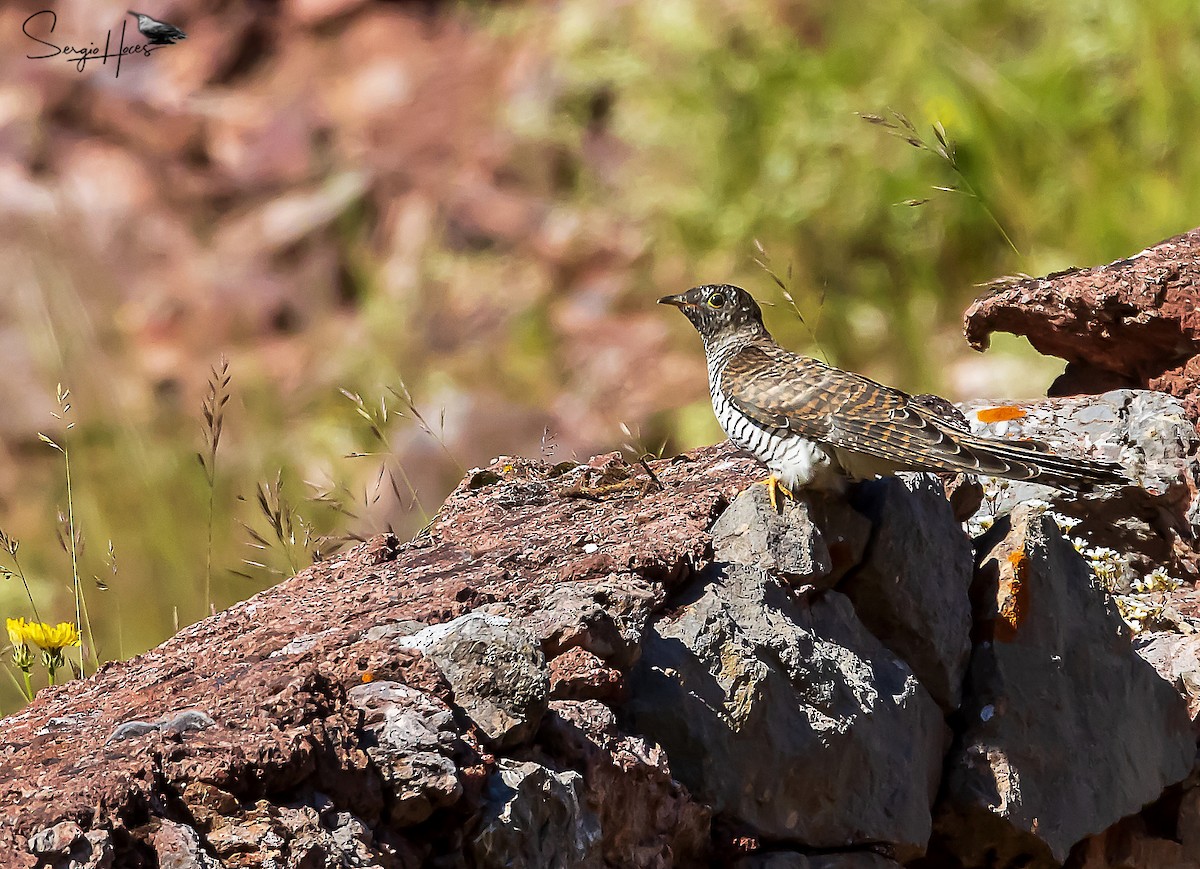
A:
[995,550,1031,642]
[976,406,1028,424]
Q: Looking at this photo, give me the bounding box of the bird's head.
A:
[658,284,766,346]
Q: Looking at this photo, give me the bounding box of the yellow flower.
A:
[20,621,80,652]
[7,617,27,647]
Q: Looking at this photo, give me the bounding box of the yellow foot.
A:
[761,474,794,512]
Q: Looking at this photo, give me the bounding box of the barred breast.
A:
[708,358,840,490]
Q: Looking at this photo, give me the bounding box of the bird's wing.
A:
[719,344,1011,472]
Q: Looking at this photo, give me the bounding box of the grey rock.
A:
[107,709,214,743]
[27,821,113,869]
[279,804,379,868]
[540,700,711,867]
[364,619,429,643]
[107,720,159,742]
[845,472,973,711]
[28,821,85,857]
[471,759,602,869]
[153,820,221,869]
[347,680,463,826]
[962,389,1195,495]
[162,709,215,735]
[524,577,660,667]
[940,506,1195,865]
[960,389,1198,583]
[326,811,377,862]
[1135,631,1200,725]
[710,486,828,584]
[710,484,869,587]
[399,612,549,748]
[627,564,945,856]
[734,853,902,869]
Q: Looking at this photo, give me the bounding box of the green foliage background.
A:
[528,0,1200,380]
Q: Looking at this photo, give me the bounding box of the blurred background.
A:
[2,0,1199,710]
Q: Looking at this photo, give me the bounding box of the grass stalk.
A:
[0,531,41,623]
[860,110,1022,258]
[41,384,86,677]
[198,357,231,619]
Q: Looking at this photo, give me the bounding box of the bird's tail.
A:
[946,428,1131,492]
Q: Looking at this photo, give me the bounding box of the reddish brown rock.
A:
[548,646,626,702]
[1069,812,1200,869]
[538,699,711,867]
[4,440,1198,867]
[0,444,755,865]
[963,228,1200,421]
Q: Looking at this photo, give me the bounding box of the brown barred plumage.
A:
[660,284,1132,493]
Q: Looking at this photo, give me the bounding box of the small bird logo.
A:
[127,10,187,45]
[661,283,1132,507]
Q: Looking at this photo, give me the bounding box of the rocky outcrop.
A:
[957,388,1200,588]
[1136,631,1200,727]
[1,442,1197,868]
[627,564,945,857]
[963,228,1200,420]
[937,505,1194,866]
[844,473,974,711]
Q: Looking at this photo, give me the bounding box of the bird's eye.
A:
[707,292,726,308]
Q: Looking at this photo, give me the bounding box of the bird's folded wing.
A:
[719,345,1013,471]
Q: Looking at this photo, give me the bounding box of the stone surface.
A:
[26,822,85,858]
[734,854,903,869]
[963,228,1200,422]
[548,646,626,702]
[399,612,550,749]
[471,759,602,869]
[960,389,1195,499]
[960,389,1198,583]
[538,699,711,867]
[205,797,410,868]
[942,472,985,523]
[0,445,758,864]
[1070,813,1200,869]
[346,680,464,825]
[627,563,945,856]
[938,506,1195,865]
[523,576,661,668]
[1135,631,1200,727]
[710,484,870,587]
[26,822,112,869]
[3,439,1199,868]
[152,820,221,869]
[845,473,973,711]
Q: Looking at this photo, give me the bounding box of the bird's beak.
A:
[657,294,689,308]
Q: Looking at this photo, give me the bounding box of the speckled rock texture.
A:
[0,446,742,868]
[2,441,1199,868]
[958,388,1199,588]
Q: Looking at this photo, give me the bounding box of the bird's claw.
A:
[762,475,794,512]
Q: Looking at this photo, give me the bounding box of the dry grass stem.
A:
[859,110,1021,257]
